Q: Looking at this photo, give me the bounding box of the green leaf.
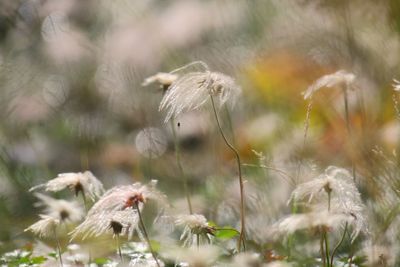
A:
[30,256,47,264]
[94,257,110,265]
[214,227,239,239]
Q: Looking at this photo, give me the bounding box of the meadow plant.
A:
[160,61,246,251]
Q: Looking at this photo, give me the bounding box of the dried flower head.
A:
[289,166,367,241]
[274,211,350,235]
[70,208,141,240]
[142,72,178,89]
[25,215,60,238]
[82,180,167,215]
[30,171,104,201]
[159,62,241,122]
[303,70,355,100]
[175,214,215,247]
[34,193,84,223]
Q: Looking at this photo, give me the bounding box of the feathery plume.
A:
[82,180,167,215]
[159,62,241,122]
[70,208,140,240]
[30,171,104,201]
[303,70,355,100]
[289,166,367,241]
[25,215,60,238]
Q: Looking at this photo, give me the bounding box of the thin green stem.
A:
[170,119,193,214]
[320,233,326,267]
[196,234,200,249]
[324,231,330,267]
[135,203,160,267]
[54,227,63,267]
[116,234,123,263]
[210,95,246,252]
[330,222,348,267]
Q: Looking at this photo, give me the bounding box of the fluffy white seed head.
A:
[25,215,60,238]
[34,193,84,223]
[70,208,141,240]
[303,70,355,100]
[84,180,167,217]
[159,70,241,122]
[175,214,214,247]
[289,166,367,241]
[30,171,104,201]
[273,210,350,235]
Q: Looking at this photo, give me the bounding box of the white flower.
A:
[34,193,84,223]
[175,214,215,247]
[25,215,60,238]
[142,72,178,87]
[30,171,104,201]
[159,62,241,122]
[289,166,367,241]
[70,208,141,240]
[393,79,400,92]
[303,70,355,99]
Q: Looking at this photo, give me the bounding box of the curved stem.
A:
[135,203,160,267]
[330,222,348,267]
[171,119,193,214]
[210,95,246,252]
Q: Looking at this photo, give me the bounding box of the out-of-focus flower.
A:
[30,171,104,201]
[25,215,60,238]
[71,208,140,240]
[142,72,178,89]
[273,211,350,235]
[303,70,355,99]
[289,166,367,241]
[34,193,84,223]
[175,214,215,247]
[159,62,241,122]
[135,127,168,159]
[230,252,261,267]
[162,245,220,267]
[393,79,400,91]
